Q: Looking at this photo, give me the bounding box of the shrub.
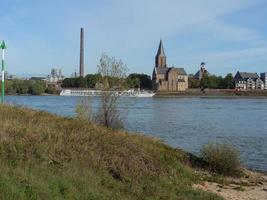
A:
[95,53,127,130]
[200,143,241,176]
[29,81,45,95]
[45,85,58,94]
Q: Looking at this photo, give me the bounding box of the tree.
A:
[199,74,210,91]
[45,85,58,94]
[85,74,102,88]
[208,75,223,89]
[126,75,140,89]
[199,73,235,90]
[188,77,200,88]
[95,53,128,129]
[75,77,86,88]
[62,77,86,88]
[127,73,152,89]
[29,81,45,95]
[222,73,235,89]
[5,80,16,94]
[62,78,73,87]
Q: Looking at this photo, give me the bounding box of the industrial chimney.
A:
[79,28,85,77]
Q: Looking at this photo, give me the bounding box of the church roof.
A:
[194,67,209,79]
[235,71,259,80]
[194,70,201,78]
[168,67,187,75]
[155,67,187,75]
[155,67,168,74]
[156,39,165,57]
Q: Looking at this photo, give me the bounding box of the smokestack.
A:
[79,28,84,77]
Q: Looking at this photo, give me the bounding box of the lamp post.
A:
[0,41,7,103]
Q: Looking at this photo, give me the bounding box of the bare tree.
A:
[94,53,128,130]
[75,53,128,129]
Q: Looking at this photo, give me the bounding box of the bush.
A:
[200,143,241,176]
[29,82,45,95]
[45,85,58,94]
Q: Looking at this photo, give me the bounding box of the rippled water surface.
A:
[6,96,267,171]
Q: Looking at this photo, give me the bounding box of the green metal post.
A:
[1,41,7,104]
[1,58,4,103]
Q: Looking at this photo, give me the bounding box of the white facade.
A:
[235,80,246,90]
[46,68,64,83]
[260,73,267,90]
[255,78,264,90]
[246,78,255,90]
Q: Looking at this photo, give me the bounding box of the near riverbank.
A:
[0,105,266,199]
[155,89,267,98]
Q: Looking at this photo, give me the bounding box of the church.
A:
[152,40,188,91]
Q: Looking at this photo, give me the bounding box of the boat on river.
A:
[60,89,155,97]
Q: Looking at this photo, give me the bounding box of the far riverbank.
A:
[155,89,267,98]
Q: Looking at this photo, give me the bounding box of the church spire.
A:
[155,39,167,68]
[156,39,165,56]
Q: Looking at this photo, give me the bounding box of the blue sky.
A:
[1,0,267,77]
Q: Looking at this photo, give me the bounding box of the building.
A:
[255,77,264,90]
[30,77,46,81]
[152,40,188,92]
[46,69,64,83]
[0,71,17,80]
[260,73,267,90]
[194,62,209,80]
[234,71,264,90]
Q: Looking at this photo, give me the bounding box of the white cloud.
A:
[1,0,266,75]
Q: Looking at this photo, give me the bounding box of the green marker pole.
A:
[0,41,7,104]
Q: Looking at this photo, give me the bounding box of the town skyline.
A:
[1,0,267,77]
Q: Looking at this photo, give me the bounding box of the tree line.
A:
[189,73,235,90]
[3,71,235,96]
[4,79,58,95]
[63,72,234,91]
[62,73,153,90]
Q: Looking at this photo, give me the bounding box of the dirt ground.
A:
[194,169,267,200]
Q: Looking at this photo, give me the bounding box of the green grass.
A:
[0,105,223,200]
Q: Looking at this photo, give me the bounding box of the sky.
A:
[1,0,267,77]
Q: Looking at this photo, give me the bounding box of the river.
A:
[5,96,267,172]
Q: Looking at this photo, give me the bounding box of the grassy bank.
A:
[0,105,222,199]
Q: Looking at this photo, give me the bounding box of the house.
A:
[194,62,209,80]
[260,73,267,90]
[152,40,188,92]
[234,71,264,90]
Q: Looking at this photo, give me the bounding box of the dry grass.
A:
[0,105,223,200]
[201,144,242,176]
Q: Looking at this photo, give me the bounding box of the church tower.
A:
[155,39,167,68]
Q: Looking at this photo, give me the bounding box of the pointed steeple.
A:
[156,39,165,56]
[155,39,167,68]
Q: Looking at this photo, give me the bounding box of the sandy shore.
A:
[194,169,267,200]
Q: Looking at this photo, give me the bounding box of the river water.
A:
[5,96,267,172]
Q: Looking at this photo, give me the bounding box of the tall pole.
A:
[79,28,84,77]
[0,41,7,104]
